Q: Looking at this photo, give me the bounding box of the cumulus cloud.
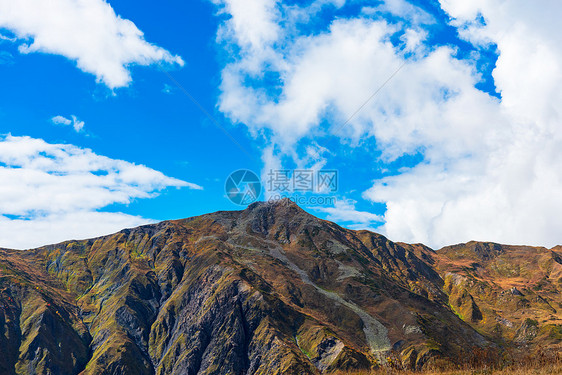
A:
[215,0,484,154]
[214,0,280,53]
[362,0,562,248]
[213,0,562,248]
[0,0,184,88]
[0,135,202,249]
[51,115,84,132]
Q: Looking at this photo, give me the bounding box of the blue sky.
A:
[1,0,561,249]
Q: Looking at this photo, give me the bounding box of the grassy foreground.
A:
[335,365,562,375]
[334,349,562,375]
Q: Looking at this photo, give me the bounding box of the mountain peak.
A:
[246,197,302,211]
[239,199,315,237]
[243,198,311,222]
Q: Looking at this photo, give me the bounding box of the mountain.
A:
[0,199,560,374]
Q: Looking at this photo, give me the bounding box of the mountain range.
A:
[0,199,561,374]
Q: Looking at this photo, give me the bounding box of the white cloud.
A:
[51,115,72,126]
[73,118,85,132]
[214,0,280,53]
[401,28,428,52]
[0,135,202,249]
[360,0,562,248]
[363,0,435,25]
[214,0,562,248]
[51,115,85,132]
[312,199,383,229]
[215,3,487,154]
[0,0,184,88]
[0,211,150,250]
[0,32,16,43]
[216,8,500,159]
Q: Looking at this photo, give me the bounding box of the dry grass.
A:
[333,366,562,375]
[333,347,562,375]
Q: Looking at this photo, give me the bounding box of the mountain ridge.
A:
[0,199,560,374]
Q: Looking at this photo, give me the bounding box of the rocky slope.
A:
[0,200,560,374]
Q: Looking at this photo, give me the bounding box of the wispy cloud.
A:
[162,83,175,94]
[0,135,202,248]
[0,0,184,88]
[362,0,435,25]
[0,32,16,43]
[312,199,383,229]
[51,115,85,133]
[0,51,13,65]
